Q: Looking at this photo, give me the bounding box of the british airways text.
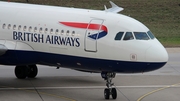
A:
[13,31,80,47]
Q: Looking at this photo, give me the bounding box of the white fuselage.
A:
[0,2,168,73]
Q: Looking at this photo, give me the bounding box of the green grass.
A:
[2,0,180,47]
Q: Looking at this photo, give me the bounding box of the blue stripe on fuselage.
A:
[0,50,166,73]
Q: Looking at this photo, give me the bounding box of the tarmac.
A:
[0,48,180,101]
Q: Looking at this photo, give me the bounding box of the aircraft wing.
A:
[104,1,124,13]
[0,40,34,56]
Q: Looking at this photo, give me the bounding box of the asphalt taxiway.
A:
[0,48,180,101]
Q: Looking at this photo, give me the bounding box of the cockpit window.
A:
[115,32,124,40]
[147,31,155,39]
[123,32,134,40]
[134,32,150,40]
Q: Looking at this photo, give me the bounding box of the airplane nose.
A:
[145,45,168,62]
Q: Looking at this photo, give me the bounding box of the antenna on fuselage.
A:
[104,1,124,13]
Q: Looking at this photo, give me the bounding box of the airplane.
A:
[0,1,168,100]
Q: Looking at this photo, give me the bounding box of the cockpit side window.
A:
[147,31,155,39]
[134,32,149,40]
[115,32,124,40]
[123,32,134,40]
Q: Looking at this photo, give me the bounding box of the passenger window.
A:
[13,25,16,30]
[2,23,6,29]
[45,28,48,33]
[8,24,11,29]
[18,25,21,30]
[72,31,75,36]
[147,31,155,39]
[66,30,69,36]
[29,26,32,32]
[34,27,37,32]
[23,26,27,31]
[115,32,124,40]
[39,27,43,33]
[61,30,64,35]
[134,32,149,40]
[123,32,134,40]
[55,29,59,34]
[50,29,53,34]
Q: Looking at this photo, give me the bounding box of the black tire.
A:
[15,66,28,79]
[104,88,110,99]
[112,88,117,99]
[27,65,38,78]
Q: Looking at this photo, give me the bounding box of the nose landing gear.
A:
[101,72,117,100]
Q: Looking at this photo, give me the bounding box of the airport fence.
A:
[1,0,180,47]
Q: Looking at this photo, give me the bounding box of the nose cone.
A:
[146,45,168,63]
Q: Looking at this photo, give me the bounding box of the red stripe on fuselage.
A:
[60,22,107,32]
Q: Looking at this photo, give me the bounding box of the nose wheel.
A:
[101,72,117,99]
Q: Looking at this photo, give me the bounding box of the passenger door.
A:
[84,19,104,52]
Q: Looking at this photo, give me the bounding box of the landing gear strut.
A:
[15,65,38,79]
[101,72,117,100]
